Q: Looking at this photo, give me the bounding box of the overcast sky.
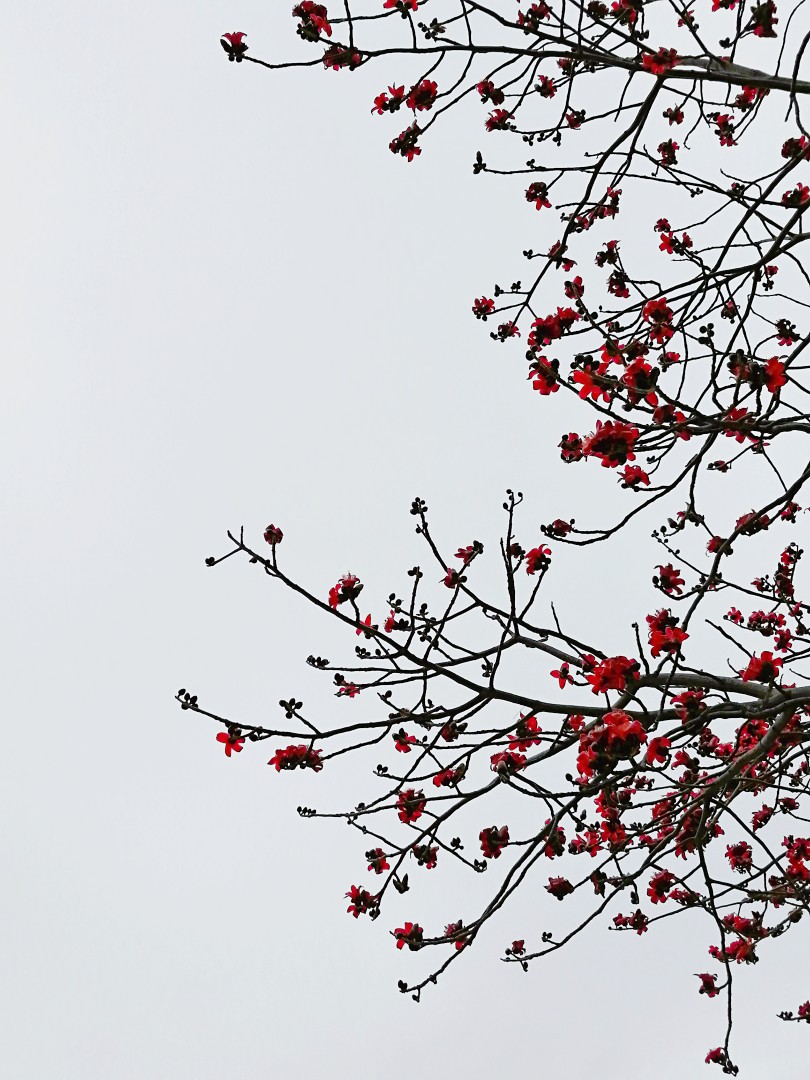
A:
[2,4,808,1078]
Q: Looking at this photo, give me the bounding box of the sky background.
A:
[2,3,808,1078]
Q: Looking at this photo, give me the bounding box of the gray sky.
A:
[3,3,808,1077]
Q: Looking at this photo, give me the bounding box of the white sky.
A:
[3,3,808,1077]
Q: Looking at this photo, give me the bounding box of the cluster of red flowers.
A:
[584,654,640,694]
[293,2,332,39]
[577,709,647,778]
[646,609,688,658]
[268,744,324,772]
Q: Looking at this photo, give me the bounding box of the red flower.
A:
[355,613,376,637]
[406,79,438,111]
[328,573,363,608]
[216,731,244,757]
[585,655,640,694]
[510,714,542,751]
[346,885,378,917]
[655,563,684,595]
[613,909,649,934]
[740,651,782,683]
[525,545,552,574]
[764,357,786,393]
[372,84,406,114]
[442,567,463,589]
[529,356,560,395]
[397,788,426,823]
[337,682,359,698]
[647,869,676,902]
[559,432,584,462]
[781,184,810,208]
[393,729,417,753]
[367,847,390,873]
[536,74,556,98]
[726,841,753,873]
[526,181,551,210]
[220,32,248,61]
[432,767,464,787]
[619,465,650,489]
[455,545,479,566]
[551,663,573,688]
[649,625,688,657]
[697,973,719,997]
[445,921,468,950]
[577,709,647,777]
[546,876,574,900]
[476,79,505,105]
[473,296,495,319]
[713,113,736,146]
[293,2,332,39]
[642,297,674,343]
[642,48,679,75]
[480,825,510,858]
[529,306,580,346]
[582,420,639,467]
[322,45,362,70]
[749,0,778,36]
[384,0,418,9]
[485,109,513,132]
[646,736,671,765]
[393,921,423,950]
[268,744,324,771]
[389,123,421,161]
[490,750,527,775]
[657,139,679,166]
[621,357,658,406]
[412,843,438,869]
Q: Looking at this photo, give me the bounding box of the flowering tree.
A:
[191,9,810,1073]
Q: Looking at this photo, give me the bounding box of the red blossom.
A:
[646,736,671,765]
[216,731,244,757]
[268,744,324,772]
[367,848,390,874]
[546,876,574,900]
[473,296,495,319]
[697,973,720,997]
[397,788,427,822]
[642,48,679,75]
[406,79,438,111]
[480,825,510,858]
[389,123,422,161]
[582,420,639,468]
[655,563,684,595]
[346,885,378,917]
[525,545,552,574]
[394,729,417,753]
[328,573,363,608]
[491,750,527,775]
[221,32,248,61]
[740,651,782,683]
[393,921,423,950]
[293,3,332,39]
[510,715,542,751]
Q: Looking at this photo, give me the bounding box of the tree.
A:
[187,8,810,1072]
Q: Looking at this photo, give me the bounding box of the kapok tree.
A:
[186,7,810,1073]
